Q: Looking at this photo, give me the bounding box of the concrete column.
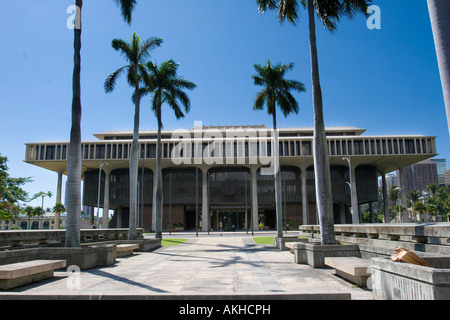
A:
[251,166,259,231]
[152,169,157,231]
[201,169,209,232]
[381,173,390,223]
[102,170,111,229]
[350,165,360,224]
[397,166,409,222]
[55,171,63,229]
[339,203,346,224]
[301,168,309,225]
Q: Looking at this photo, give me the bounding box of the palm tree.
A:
[52,202,66,230]
[387,184,400,221]
[24,206,34,230]
[256,0,371,244]
[407,189,420,221]
[105,33,163,240]
[142,60,196,239]
[413,201,426,222]
[252,60,305,239]
[427,0,450,137]
[66,0,138,248]
[426,183,438,198]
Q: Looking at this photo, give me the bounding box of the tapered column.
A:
[251,167,259,231]
[201,169,209,232]
[55,171,63,229]
[381,173,390,223]
[301,168,309,225]
[397,166,409,222]
[350,165,360,224]
[339,203,346,224]
[102,170,111,229]
[152,169,157,231]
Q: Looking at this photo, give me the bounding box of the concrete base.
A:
[324,257,371,287]
[0,245,116,271]
[273,236,308,251]
[292,243,360,268]
[0,260,66,290]
[371,257,450,300]
[82,239,161,252]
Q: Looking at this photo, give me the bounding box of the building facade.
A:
[24,125,438,231]
[398,159,439,192]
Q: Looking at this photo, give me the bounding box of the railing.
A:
[25,135,437,162]
[0,229,144,250]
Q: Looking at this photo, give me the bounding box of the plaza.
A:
[0,232,373,300]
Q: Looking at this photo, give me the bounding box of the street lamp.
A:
[97,161,109,229]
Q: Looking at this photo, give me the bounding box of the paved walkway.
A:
[0,233,373,300]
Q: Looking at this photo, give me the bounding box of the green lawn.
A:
[161,238,187,246]
[253,237,274,245]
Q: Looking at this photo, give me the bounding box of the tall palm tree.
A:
[427,0,450,137]
[52,202,66,230]
[66,0,138,247]
[143,60,196,239]
[252,60,305,239]
[256,0,371,245]
[105,33,163,240]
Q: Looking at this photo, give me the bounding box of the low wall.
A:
[0,229,145,250]
[299,224,450,258]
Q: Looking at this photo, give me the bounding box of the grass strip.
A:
[161,238,188,246]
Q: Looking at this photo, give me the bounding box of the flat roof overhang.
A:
[25,152,438,178]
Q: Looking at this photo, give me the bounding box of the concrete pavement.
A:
[0,232,374,300]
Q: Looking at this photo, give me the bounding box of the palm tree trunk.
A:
[155,102,163,239]
[66,0,83,248]
[307,0,335,245]
[428,0,450,138]
[272,106,283,239]
[128,85,140,240]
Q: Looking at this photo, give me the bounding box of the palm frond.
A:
[104,66,128,93]
[113,0,137,24]
[111,38,134,63]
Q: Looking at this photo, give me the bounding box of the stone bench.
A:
[0,259,66,290]
[324,257,371,287]
[116,244,139,258]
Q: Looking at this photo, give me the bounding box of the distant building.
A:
[445,169,450,186]
[432,158,447,186]
[399,159,439,192]
[0,212,98,231]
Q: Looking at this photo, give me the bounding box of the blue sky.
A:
[0,0,448,209]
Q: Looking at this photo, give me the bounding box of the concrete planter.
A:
[0,245,116,271]
[292,242,360,268]
[273,236,308,251]
[371,256,450,300]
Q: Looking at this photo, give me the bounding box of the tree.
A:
[251,60,305,238]
[0,154,32,222]
[427,0,450,137]
[426,183,438,198]
[143,60,196,239]
[66,0,138,248]
[256,0,371,244]
[105,33,163,240]
[53,202,66,229]
[407,189,420,220]
[413,201,426,222]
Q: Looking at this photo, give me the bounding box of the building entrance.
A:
[217,211,246,231]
